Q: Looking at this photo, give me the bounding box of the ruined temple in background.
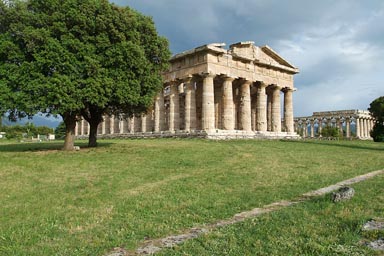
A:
[75,41,300,139]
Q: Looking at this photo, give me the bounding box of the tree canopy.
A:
[0,0,170,149]
[368,96,384,142]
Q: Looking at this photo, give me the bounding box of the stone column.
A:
[101,119,106,135]
[310,119,315,138]
[318,119,323,136]
[283,88,294,133]
[240,80,252,131]
[141,114,147,133]
[364,118,368,138]
[201,73,216,131]
[267,88,273,131]
[80,120,85,136]
[355,118,360,138]
[75,122,79,136]
[222,76,235,130]
[119,118,124,134]
[169,81,180,132]
[184,76,197,131]
[154,90,165,132]
[338,118,343,137]
[110,115,115,134]
[256,82,268,132]
[271,85,282,132]
[346,117,351,138]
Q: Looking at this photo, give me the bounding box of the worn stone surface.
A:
[331,186,355,202]
[363,219,384,231]
[367,239,384,251]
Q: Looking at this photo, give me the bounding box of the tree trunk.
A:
[88,120,99,147]
[81,105,104,148]
[63,113,77,151]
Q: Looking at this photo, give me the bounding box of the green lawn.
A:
[0,139,383,255]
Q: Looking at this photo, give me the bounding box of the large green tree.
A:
[368,96,384,142]
[0,0,170,149]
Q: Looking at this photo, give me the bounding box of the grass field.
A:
[0,139,383,255]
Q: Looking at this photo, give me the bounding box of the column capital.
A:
[201,72,216,79]
[182,75,193,83]
[221,75,236,82]
[255,81,268,89]
[241,79,253,86]
[282,87,295,93]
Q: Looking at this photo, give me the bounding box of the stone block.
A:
[331,187,355,202]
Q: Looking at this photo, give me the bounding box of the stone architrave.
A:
[240,80,252,131]
[201,72,215,131]
[222,76,235,130]
[271,85,282,132]
[256,82,268,132]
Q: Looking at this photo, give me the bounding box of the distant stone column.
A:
[346,117,351,138]
[110,115,115,134]
[75,122,79,136]
[355,118,360,138]
[201,72,216,131]
[338,118,343,137]
[154,89,165,132]
[169,81,180,132]
[256,82,268,132]
[318,119,323,136]
[240,80,252,131]
[364,118,368,138]
[80,120,85,136]
[283,87,294,133]
[119,118,124,134]
[310,119,315,138]
[360,118,365,138]
[101,119,106,135]
[222,76,235,130]
[141,114,147,133]
[184,76,196,131]
[271,85,282,132]
[267,88,273,131]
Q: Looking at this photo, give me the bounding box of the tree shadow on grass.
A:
[282,139,384,151]
[0,141,114,152]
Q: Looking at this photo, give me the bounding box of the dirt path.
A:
[106,169,384,256]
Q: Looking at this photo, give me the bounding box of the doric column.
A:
[256,82,268,132]
[283,87,294,133]
[154,89,165,132]
[80,120,85,136]
[364,118,368,138]
[310,119,315,138]
[222,76,235,130]
[359,118,364,138]
[110,115,115,134]
[75,122,79,136]
[318,119,323,136]
[240,80,252,131]
[355,118,360,138]
[141,114,147,133]
[169,81,180,132]
[267,88,273,131]
[346,117,351,138]
[101,119,106,135]
[201,72,216,131]
[184,76,197,131]
[271,85,282,132]
[338,118,343,137]
[119,118,124,134]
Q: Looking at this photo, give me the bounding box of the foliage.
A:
[320,125,340,138]
[0,0,170,149]
[0,139,383,255]
[54,121,66,139]
[1,122,53,139]
[368,96,384,142]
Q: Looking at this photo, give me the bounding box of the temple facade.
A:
[75,41,300,139]
[294,110,374,139]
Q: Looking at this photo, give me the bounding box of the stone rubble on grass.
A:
[331,186,355,202]
[367,239,384,251]
[362,219,384,231]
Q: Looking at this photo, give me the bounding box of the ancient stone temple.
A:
[294,110,375,139]
[75,41,300,139]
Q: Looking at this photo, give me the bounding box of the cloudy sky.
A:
[113,0,384,117]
